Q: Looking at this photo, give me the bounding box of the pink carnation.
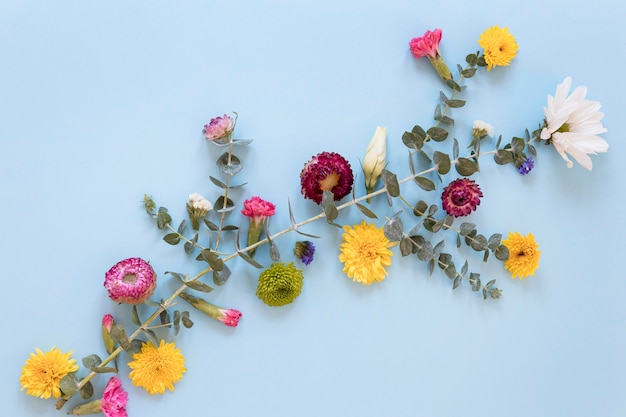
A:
[101,377,128,417]
[300,151,354,205]
[409,28,443,59]
[441,178,483,217]
[104,258,157,305]
[202,114,234,141]
[219,308,243,327]
[241,196,276,225]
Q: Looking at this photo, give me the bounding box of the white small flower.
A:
[472,120,494,138]
[362,126,387,194]
[188,193,212,211]
[540,76,608,170]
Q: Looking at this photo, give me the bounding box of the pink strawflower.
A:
[409,28,443,59]
[101,377,128,417]
[441,178,483,217]
[219,308,243,327]
[408,28,452,81]
[104,258,157,305]
[241,196,276,226]
[300,151,354,205]
[202,114,234,141]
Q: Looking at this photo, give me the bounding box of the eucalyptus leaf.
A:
[209,175,227,189]
[213,196,235,212]
[238,250,265,268]
[444,263,457,279]
[204,219,220,231]
[80,381,94,400]
[177,219,187,234]
[322,190,338,222]
[413,200,428,216]
[383,215,404,242]
[416,240,433,261]
[470,273,481,291]
[494,149,514,165]
[60,374,78,396]
[81,354,102,370]
[184,233,198,254]
[131,305,141,326]
[160,308,171,327]
[381,169,400,197]
[455,158,479,176]
[459,222,475,236]
[213,265,232,286]
[181,311,193,328]
[427,126,449,142]
[165,271,186,284]
[142,328,159,347]
[157,207,171,229]
[453,138,459,160]
[412,124,427,139]
[356,203,378,219]
[110,325,130,351]
[433,151,451,175]
[163,233,181,245]
[445,99,466,108]
[399,236,414,257]
[217,152,243,175]
[452,275,462,289]
[414,176,435,191]
[433,239,445,257]
[495,245,510,261]
[466,53,478,66]
[462,68,477,78]
[487,233,502,251]
[470,234,488,251]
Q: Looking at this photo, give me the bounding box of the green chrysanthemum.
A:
[256,262,304,306]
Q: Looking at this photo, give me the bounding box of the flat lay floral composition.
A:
[18,25,608,416]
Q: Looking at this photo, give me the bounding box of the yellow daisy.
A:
[20,346,79,399]
[477,26,518,71]
[338,221,394,285]
[128,340,186,395]
[502,232,541,279]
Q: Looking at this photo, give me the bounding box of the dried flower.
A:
[300,151,354,204]
[294,241,316,265]
[362,126,387,199]
[104,257,157,305]
[202,114,234,142]
[409,28,452,81]
[539,76,608,170]
[338,221,394,285]
[477,26,518,71]
[502,232,540,279]
[441,178,483,217]
[519,157,534,175]
[241,196,276,256]
[472,120,494,139]
[68,376,128,417]
[256,262,304,306]
[179,292,242,327]
[20,347,79,399]
[101,314,116,355]
[128,340,186,395]
[187,192,212,230]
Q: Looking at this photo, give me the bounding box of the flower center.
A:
[319,171,339,191]
[556,123,570,133]
[123,274,138,284]
[451,191,467,205]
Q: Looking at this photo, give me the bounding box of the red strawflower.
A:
[300,151,354,204]
[441,178,483,217]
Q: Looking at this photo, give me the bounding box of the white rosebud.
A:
[472,120,494,139]
[362,126,387,197]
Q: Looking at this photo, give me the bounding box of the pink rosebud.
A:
[101,314,116,355]
[101,314,114,331]
[104,258,157,305]
[408,28,452,81]
[202,114,234,142]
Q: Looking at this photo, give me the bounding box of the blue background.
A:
[2,1,624,416]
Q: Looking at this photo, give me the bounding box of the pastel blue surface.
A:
[2,1,625,416]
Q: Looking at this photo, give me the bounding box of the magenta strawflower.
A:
[202,114,234,142]
[441,178,483,217]
[104,258,157,305]
[300,151,354,204]
[409,28,452,81]
[241,196,276,256]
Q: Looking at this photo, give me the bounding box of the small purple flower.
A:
[294,241,316,265]
[519,157,534,175]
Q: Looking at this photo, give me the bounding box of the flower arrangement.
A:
[19,25,608,415]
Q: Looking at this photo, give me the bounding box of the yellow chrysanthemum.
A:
[338,221,394,285]
[20,346,79,399]
[128,340,186,395]
[502,232,540,279]
[477,26,518,71]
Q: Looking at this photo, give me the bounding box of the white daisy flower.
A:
[540,76,608,170]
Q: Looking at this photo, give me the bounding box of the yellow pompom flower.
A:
[20,347,79,399]
[502,232,540,279]
[477,26,518,71]
[128,340,186,395]
[338,221,394,285]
